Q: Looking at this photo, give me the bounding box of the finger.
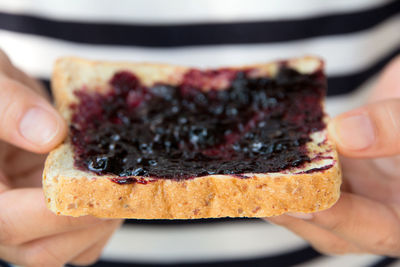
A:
[9,162,44,188]
[265,215,363,255]
[69,234,109,266]
[368,55,400,102]
[0,75,67,153]
[0,220,119,267]
[0,188,104,246]
[70,220,122,266]
[0,49,14,77]
[289,192,400,256]
[4,148,46,188]
[0,170,10,193]
[0,49,46,96]
[10,67,49,100]
[328,99,400,157]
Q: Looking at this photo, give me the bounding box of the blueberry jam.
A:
[70,65,326,180]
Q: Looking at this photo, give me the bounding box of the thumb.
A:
[328,99,400,158]
[0,75,67,153]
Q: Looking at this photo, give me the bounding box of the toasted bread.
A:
[43,57,341,219]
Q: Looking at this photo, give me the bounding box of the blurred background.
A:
[0,0,399,266]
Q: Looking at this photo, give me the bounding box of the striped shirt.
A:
[0,0,399,266]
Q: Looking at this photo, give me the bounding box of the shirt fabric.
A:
[0,0,399,266]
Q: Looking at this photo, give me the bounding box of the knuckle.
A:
[265,216,293,227]
[105,218,123,228]
[370,232,400,255]
[0,51,13,76]
[0,78,19,109]
[0,49,8,60]
[0,100,19,138]
[383,102,400,132]
[326,218,345,233]
[71,251,102,266]
[326,242,351,255]
[63,216,80,228]
[0,216,17,246]
[0,49,10,65]
[27,245,64,267]
[313,241,346,255]
[313,242,362,256]
[64,215,96,229]
[0,79,28,134]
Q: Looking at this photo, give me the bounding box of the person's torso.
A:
[0,1,399,266]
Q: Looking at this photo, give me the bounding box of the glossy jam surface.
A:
[70,65,325,180]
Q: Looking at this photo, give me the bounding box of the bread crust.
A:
[44,158,341,219]
[44,56,341,219]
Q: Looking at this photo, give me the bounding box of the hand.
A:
[0,50,123,266]
[266,55,400,256]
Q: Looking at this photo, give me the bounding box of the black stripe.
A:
[327,46,400,96]
[123,217,261,226]
[1,1,399,47]
[368,257,399,267]
[68,246,322,267]
[41,79,50,95]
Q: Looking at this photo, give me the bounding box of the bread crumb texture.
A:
[43,145,341,218]
[43,56,341,218]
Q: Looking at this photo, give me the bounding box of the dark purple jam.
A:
[70,65,326,180]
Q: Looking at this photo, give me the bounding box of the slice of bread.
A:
[43,56,341,219]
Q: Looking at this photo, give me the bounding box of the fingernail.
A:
[286,212,314,220]
[19,107,60,145]
[331,114,375,150]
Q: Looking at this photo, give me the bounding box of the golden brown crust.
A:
[44,56,341,219]
[43,159,341,219]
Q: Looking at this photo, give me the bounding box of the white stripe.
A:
[101,222,308,263]
[0,14,399,78]
[0,0,393,24]
[325,75,378,116]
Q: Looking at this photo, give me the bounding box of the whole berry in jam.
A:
[70,65,325,180]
